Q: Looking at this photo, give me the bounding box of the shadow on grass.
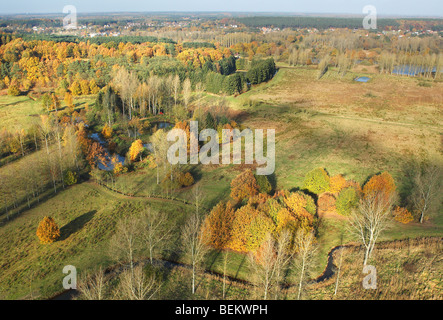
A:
[60,210,97,240]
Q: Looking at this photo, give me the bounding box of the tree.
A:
[150,129,169,184]
[336,187,359,216]
[141,209,171,264]
[182,78,191,108]
[294,229,317,300]
[230,169,259,202]
[7,84,20,96]
[63,170,78,186]
[203,201,235,249]
[182,213,208,294]
[36,216,60,244]
[77,267,108,300]
[64,92,73,109]
[255,174,272,194]
[109,216,143,273]
[393,206,414,224]
[412,164,441,223]
[70,81,82,96]
[117,265,159,300]
[129,139,144,162]
[303,168,330,195]
[101,123,113,140]
[249,231,291,300]
[349,191,394,266]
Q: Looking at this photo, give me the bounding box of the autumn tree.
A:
[230,169,259,203]
[203,201,236,249]
[303,168,330,195]
[36,216,60,244]
[129,139,144,162]
[393,206,414,224]
[101,124,113,140]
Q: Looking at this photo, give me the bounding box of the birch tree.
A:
[412,164,441,223]
[182,213,208,295]
[294,229,317,300]
[349,192,394,265]
[142,208,171,264]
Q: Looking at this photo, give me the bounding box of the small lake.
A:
[354,76,371,82]
[89,133,125,171]
[392,65,437,77]
[155,121,173,129]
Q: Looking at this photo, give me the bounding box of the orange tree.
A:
[36,217,61,244]
[230,169,259,203]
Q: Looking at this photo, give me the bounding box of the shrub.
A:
[255,174,272,194]
[393,206,414,224]
[7,84,20,96]
[36,217,61,244]
[336,187,359,216]
[303,168,330,195]
[63,170,78,186]
[178,172,194,187]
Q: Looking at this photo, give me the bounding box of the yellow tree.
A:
[129,139,144,162]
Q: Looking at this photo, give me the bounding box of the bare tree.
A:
[182,213,208,294]
[77,267,108,300]
[141,208,171,264]
[349,192,394,266]
[412,164,441,223]
[192,184,205,216]
[249,231,292,300]
[182,78,192,109]
[173,74,181,106]
[116,265,159,300]
[294,229,317,300]
[109,216,143,273]
[150,129,169,184]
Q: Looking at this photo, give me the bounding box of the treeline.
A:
[182,42,215,49]
[236,16,400,30]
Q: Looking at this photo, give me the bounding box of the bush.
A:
[255,174,272,194]
[303,168,330,195]
[336,187,359,216]
[393,206,414,224]
[36,217,61,244]
[7,84,20,96]
[63,170,78,186]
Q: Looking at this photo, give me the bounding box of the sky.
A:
[0,0,442,17]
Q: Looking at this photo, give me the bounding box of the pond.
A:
[354,76,371,82]
[89,133,125,171]
[392,65,437,77]
[155,121,173,129]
